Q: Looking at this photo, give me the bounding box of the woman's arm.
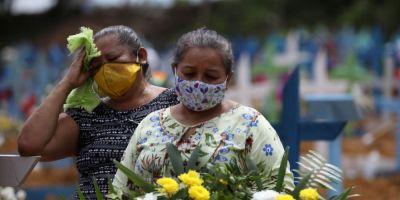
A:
[249,113,295,190]
[18,50,89,161]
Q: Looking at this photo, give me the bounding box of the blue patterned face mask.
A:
[175,75,227,111]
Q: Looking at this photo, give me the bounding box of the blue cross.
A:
[272,67,347,171]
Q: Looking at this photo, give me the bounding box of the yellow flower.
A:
[300,188,319,200]
[156,177,179,196]
[188,185,210,200]
[276,194,295,200]
[178,170,203,186]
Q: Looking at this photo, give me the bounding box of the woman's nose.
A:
[195,75,206,82]
[99,56,108,64]
[92,56,107,67]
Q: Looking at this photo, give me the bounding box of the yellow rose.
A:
[300,188,319,200]
[188,185,210,200]
[178,170,203,186]
[276,194,295,200]
[156,177,179,196]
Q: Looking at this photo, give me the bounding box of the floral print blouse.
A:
[113,105,294,192]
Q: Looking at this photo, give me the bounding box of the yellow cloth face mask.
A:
[94,63,141,99]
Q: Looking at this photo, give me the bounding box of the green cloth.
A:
[63,27,101,113]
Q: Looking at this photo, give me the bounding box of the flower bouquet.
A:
[0,187,26,200]
[81,144,358,200]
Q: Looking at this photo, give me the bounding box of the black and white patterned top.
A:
[66,88,178,199]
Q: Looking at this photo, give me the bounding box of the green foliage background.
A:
[1,0,400,48]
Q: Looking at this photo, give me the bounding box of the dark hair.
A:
[94,25,149,75]
[173,28,234,74]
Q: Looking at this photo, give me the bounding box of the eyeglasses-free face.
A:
[174,47,230,85]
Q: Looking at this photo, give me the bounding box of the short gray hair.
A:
[173,28,234,74]
[94,25,149,75]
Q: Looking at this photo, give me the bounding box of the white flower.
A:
[136,193,158,200]
[16,190,26,200]
[0,187,17,200]
[252,189,279,200]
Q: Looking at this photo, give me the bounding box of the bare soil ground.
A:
[301,112,400,200]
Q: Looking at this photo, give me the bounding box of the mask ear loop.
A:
[136,49,140,63]
[173,67,177,77]
[223,72,232,90]
[173,67,179,85]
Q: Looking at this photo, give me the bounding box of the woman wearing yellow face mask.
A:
[17,25,179,199]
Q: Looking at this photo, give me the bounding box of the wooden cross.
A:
[301,50,347,95]
[272,66,347,171]
[375,55,400,171]
[274,32,311,67]
[226,53,273,108]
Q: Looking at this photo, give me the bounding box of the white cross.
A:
[301,50,347,95]
[226,53,273,107]
[274,32,311,67]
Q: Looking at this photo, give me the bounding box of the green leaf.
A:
[76,184,86,200]
[187,145,201,170]
[291,173,312,198]
[107,178,115,194]
[171,188,188,200]
[126,191,141,199]
[105,178,124,199]
[245,155,259,172]
[325,163,343,174]
[92,177,104,200]
[308,151,326,164]
[275,146,289,192]
[166,143,184,175]
[298,150,345,192]
[312,178,336,191]
[298,162,314,172]
[113,160,156,193]
[300,156,321,169]
[245,156,263,190]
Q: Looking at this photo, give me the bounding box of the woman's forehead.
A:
[180,47,223,65]
[95,36,128,53]
[95,35,123,49]
[95,34,119,44]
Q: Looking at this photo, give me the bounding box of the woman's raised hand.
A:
[61,48,91,90]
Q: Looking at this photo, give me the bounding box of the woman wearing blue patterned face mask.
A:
[173,68,228,111]
[114,28,294,192]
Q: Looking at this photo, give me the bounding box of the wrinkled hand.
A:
[61,49,91,90]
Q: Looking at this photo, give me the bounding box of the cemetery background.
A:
[1,0,400,199]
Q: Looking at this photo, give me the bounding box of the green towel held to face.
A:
[63,27,102,113]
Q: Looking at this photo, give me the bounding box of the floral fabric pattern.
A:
[175,76,226,111]
[263,144,274,156]
[113,105,294,193]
